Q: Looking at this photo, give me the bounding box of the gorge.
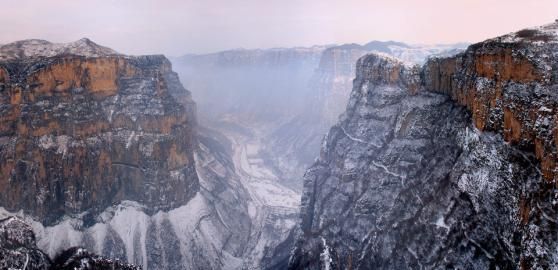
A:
[0,16,557,270]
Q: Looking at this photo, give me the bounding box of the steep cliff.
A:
[423,21,558,184]
[289,22,558,270]
[0,39,199,226]
[0,125,296,270]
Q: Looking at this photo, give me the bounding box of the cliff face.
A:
[0,39,198,225]
[290,22,558,270]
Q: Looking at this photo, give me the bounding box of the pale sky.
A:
[0,0,557,56]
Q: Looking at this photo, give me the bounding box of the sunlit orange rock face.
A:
[423,34,558,183]
[0,54,198,225]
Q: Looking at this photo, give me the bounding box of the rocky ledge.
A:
[0,39,198,225]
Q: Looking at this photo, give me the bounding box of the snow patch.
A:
[125,131,136,149]
[340,126,382,148]
[320,237,333,270]
[371,161,404,179]
[434,216,450,231]
[38,135,71,156]
[539,106,553,113]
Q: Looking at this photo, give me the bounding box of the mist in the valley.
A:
[172,49,323,122]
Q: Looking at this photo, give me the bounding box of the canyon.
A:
[0,18,557,270]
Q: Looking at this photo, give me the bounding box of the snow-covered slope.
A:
[0,216,138,270]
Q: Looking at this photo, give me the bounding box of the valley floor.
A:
[213,123,301,269]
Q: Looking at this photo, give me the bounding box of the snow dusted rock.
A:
[288,21,558,269]
[51,247,139,270]
[0,216,140,270]
[0,126,295,270]
[0,39,203,268]
[0,216,51,269]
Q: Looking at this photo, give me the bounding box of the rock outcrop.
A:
[0,39,198,225]
[50,247,139,270]
[289,22,558,270]
[0,216,51,269]
[0,216,138,270]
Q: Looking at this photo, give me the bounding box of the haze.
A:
[1,0,557,56]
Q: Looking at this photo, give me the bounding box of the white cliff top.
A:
[494,20,558,44]
[0,38,120,61]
